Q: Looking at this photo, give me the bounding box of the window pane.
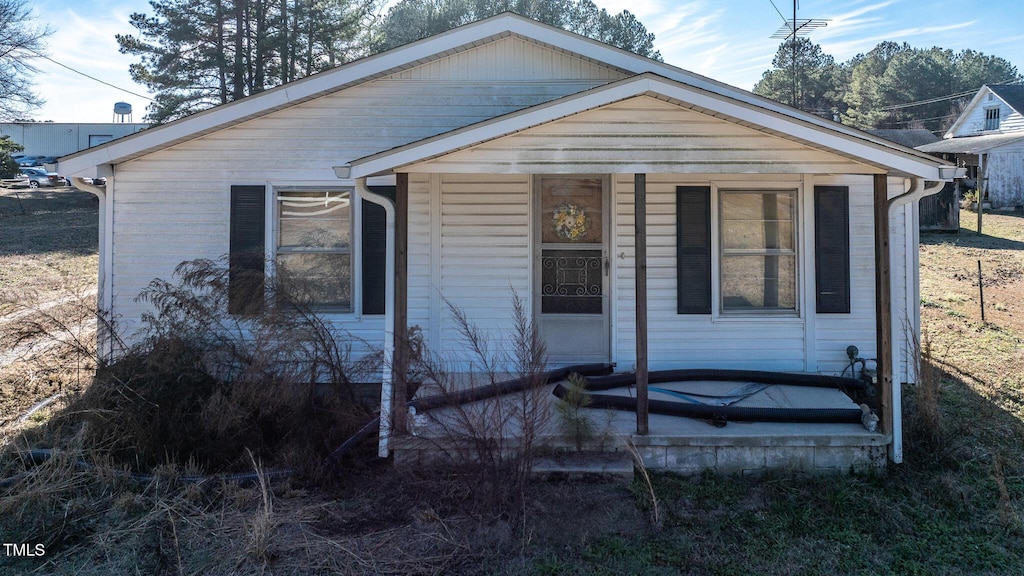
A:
[277,253,352,308]
[721,255,796,310]
[279,191,351,248]
[541,177,603,244]
[721,192,794,250]
[722,221,795,250]
[276,189,352,310]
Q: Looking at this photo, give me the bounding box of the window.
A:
[276,189,353,310]
[985,107,1000,131]
[719,190,797,313]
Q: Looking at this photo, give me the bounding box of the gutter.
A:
[348,175,396,458]
[883,173,960,464]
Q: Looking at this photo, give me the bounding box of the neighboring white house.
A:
[0,122,149,161]
[918,84,1024,209]
[59,14,957,466]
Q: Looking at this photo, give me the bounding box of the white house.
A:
[59,14,957,468]
[918,84,1024,209]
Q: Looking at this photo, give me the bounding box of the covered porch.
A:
[392,369,887,476]
[337,74,956,472]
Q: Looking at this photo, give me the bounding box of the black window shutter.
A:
[814,186,851,314]
[229,185,265,315]
[676,186,712,314]
[362,186,395,315]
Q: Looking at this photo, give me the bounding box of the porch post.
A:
[873,173,894,443]
[393,172,410,433]
[635,173,649,435]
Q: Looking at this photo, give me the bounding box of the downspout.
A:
[884,176,949,464]
[70,176,112,361]
[352,177,396,458]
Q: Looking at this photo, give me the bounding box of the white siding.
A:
[389,35,624,82]
[107,36,622,354]
[403,171,916,381]
[406,96,878,175]
[951,89,1024,136]
[813,176,877,376]
[613,174,807,371]
[408,173,433,337]
[408,173,535,363]
[812,175,912,382]
[986,144,1024,208]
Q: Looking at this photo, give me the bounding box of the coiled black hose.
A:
[553,369,865,425]
[582,368,866,392]
[326,362,614,462]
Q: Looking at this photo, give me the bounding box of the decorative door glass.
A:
[539,177,604,314]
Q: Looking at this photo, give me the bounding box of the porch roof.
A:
[344,73,951,180]
[917,132,1024,154]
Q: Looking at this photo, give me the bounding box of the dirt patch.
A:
[920,210,1024,414]
[921,211,1024,335]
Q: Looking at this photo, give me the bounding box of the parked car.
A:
[18,167,63,188]
[17,155,44,167]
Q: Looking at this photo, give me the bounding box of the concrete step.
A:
[532,451,634,480]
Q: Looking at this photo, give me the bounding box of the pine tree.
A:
[118,0,374,124]
[374,0,661,60]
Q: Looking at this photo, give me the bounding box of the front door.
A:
[535,176,610,364]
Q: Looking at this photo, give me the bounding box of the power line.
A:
[880,80,1022,111]
[27,49,153,102]
[881,90,976,111]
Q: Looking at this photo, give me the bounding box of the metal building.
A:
[0,122,149,161]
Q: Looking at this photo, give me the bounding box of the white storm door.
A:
[535,176,610,364]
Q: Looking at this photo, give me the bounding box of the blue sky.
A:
[26,0,1024,123]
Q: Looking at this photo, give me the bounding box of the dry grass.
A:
[919,210,1024,421]
[0,188,98,310]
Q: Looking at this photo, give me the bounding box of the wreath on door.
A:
[552,203,588,242]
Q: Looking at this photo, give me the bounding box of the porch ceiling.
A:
[345,73,948,180]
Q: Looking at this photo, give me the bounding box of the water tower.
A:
[113,102,133,123]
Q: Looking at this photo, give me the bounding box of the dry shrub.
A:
[904,327,946,462]
[406,291,551,512]
[45,258,379,473]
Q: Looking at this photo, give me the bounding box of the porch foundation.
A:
[391,412,888,476]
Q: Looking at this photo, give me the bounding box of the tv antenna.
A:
[768,0,829,108]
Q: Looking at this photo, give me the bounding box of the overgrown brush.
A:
[10,258,380,474]
[904,327,945,460]
[403,290,552,513]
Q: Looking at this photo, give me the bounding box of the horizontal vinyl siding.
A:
[390,35,624,82]
[813,176,912,382]
[952,91,1024,136]
[107,36,621,358]
[407,173,432,338]
[614,173,806,371]
[409,96,876,175]
[891,190,910,382]
[437,174,531,364]
[813,176,878,376]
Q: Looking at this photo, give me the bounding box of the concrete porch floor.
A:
[392,376,889,476]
